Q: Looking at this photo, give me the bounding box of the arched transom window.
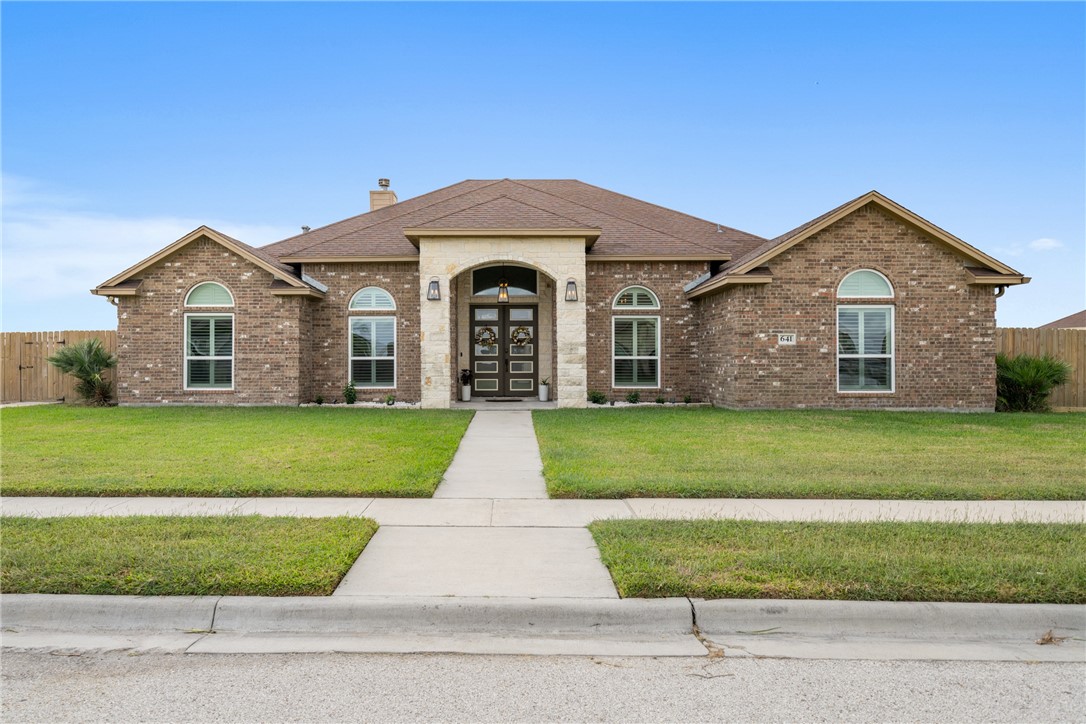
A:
[837,270,894,393]
[837,269,894,298]
[612,285,660,309]
[185,281,234,307]
[349,286,396,310]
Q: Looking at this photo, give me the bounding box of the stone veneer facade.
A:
[110,203,1004,410]
[417,236,589,409]
[696,203,998,410]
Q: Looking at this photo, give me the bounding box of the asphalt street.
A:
[3,651,1083,723]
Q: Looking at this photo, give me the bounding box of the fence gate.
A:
[1,331,118,404]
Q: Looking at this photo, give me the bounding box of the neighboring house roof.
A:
[92,226,324,298]
[687,190,1029,298]
[1038,310,1086,329]
[260,179,768,261]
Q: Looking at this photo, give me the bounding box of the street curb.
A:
[1,594,693,636]
[692,599,1085,640]
[2,594,220,633]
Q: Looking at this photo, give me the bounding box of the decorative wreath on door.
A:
[474,326,498,347]
[510,326,534,346]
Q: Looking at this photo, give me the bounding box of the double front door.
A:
[469,304,538,397]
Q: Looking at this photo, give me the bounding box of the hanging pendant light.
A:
[497,264,509,304]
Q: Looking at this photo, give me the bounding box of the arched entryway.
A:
[452,262,556,400]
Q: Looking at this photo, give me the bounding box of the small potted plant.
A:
[538,377,551,402]
[459,369,473,402]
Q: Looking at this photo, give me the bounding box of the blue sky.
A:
[3,1,1083,331]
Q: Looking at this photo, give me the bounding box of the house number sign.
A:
[777,333,797,345]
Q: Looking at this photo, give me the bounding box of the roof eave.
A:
[686,273,774,299]
[281,255,419,263]
[966,270,1031,286]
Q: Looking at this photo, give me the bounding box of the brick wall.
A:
[697,203,998,410]
[585,261,709,402]
[115,237,308,405]
[302,262,421,403]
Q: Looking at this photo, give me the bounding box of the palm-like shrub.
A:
[46,338,118,406]
[996,353,1072,412]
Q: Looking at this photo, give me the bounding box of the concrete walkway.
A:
[336,411,617,597]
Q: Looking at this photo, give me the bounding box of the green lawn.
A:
[0,516,377,596]
[590,519,1086,603]
[1,406,473,497]
[534,409,1086,500]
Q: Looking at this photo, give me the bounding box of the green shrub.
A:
[587,390,607,405]
[343,381,357,405]
[996,353,1072,412]
[625,391,641,404]
[655,396,666,404]
[46,338,117,406]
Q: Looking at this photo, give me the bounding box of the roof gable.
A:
[93,226,311,294]
[726,191,1025,278]
[412,195,597,230]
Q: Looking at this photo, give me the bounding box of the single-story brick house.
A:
[92,179,1028,409]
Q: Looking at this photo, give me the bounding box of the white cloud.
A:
[1,175,296,330]
[1027,237,1064,252]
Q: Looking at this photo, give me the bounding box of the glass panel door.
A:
[470,305,538,397]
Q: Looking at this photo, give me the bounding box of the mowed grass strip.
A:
[0,516,377,596]
[1,406,473,497]
[535,409,1086,500]
[589,519,1086,604]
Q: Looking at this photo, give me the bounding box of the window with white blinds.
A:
[349,287,396,311]
[350,317,396,388]
[837,306,894,392]
[613,316,660,388]
[612,285,660,309]
[185,314,233,389]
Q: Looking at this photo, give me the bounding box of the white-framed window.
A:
[838,269,893,298]
[349,317,396,388]
[837,305,895,393]
[185,281,234,307]
[837,269,895,393]
[184,314,234,390]
[349,287,396,311]
[613,316,660,388]
[612,285,660,309]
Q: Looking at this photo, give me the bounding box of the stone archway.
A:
[417,236,587,408]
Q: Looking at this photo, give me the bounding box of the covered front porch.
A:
[414,231,591,409]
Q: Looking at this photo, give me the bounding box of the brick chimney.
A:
[369,178,398,211]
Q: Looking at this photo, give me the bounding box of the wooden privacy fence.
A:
[996,327,1085,410]
[1,331,118,404]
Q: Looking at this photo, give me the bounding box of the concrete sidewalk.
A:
[4,496,1082,524]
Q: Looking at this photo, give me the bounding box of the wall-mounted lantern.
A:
[497,266,509,304]
[427,278,441,301]
[565,278,578,302]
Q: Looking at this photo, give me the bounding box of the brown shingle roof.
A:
[1038,310,1086,329]
[261,179,768,260]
